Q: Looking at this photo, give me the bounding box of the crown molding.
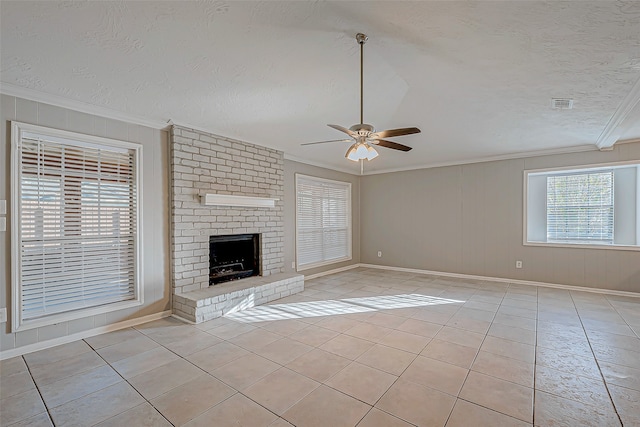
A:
[1,83,170,130]
[285,143,607,177]
[597,75,640,150]
[360,144,599,176]
[283,153,360,175]
[616,137,640,146]
[169,120,287,155]
[4,83,631,176]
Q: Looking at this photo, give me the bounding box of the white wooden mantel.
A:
[200,193,278,208]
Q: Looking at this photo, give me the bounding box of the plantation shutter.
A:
[546,171,614,243]
[18,131,139,321]
[296,175,351,268]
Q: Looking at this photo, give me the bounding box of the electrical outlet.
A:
[377,251,382,258]
[0,200,6,215]
[0,217,5,232]
[291,261,296,269]
[516,260,523,269]
[0,308,7,323]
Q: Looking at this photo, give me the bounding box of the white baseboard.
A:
[0,310,172,360]
[3,264,636,360]
[170,313,196,325]
[359,263,640,298]
[303,264,361,280]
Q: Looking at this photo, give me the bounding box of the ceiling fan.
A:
[302,33,421,163]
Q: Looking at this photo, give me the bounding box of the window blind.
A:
[546,171,614,243]
[17,132,139,322]
[296,175,351,269]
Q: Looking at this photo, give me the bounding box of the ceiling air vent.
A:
[551,98,574,110]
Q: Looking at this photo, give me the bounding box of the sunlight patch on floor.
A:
[226,294,463,323]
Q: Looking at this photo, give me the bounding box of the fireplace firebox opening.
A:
[209,234,260,285]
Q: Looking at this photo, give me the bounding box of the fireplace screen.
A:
[209,234,260,285]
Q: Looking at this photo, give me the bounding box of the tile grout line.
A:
[81,339,177,427]
[20,355,56,426]
[340,275,441,426]
[16,270,635,427]
[567,291,624,427]
[128,326,287,426]
[532,282,539,427]
[442,282,511,426]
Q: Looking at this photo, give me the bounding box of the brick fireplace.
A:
[169,125,299,322]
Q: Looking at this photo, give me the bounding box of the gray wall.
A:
[1,95,171,353]
[284,159,361,277]
[360,141,640,293]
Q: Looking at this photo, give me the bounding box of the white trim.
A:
[523,159,640,250]
[284,154,359,176]
[524,159,640,175]
[201,193,278,208]
[359,264,640,298]
[361,144,599,176]
[522,168,529,251]
[1,83,169,130]
[296,256,353,272]
[303,264,361,280]
[616,138,640,146]
[170,121,284,154]
[0,310,172,360]
[295,173,353,271]
[5,83,634,176]
[14,301,146,332]
[523,241,640,252]
[10,121,144,332]
[597,75,640,150]
[11,121,145,151]
[170,313,196,325]
[288,144,600,177]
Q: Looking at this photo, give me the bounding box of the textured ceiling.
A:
[2,1,640,174]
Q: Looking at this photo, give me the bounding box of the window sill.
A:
[523,241,640,252]
[12,298,143,333]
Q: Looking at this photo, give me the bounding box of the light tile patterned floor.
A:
[2,268,640,426]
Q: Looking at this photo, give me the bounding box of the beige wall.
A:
[0,95,171,353]
[360,141,640,293]
[284,159,361,277]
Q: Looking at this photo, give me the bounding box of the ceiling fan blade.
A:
[370,127,421,139]
[301,139,352,146]
[328,124,357,137]
[371,139,413,152]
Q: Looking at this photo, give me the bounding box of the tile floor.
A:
[2,268,640,426]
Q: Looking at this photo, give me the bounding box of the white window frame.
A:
[523,160,640,252]
[10,122,144,332]
[295,174,352,271]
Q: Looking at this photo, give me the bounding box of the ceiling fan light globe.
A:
[355,143,369,158]
[346,144,360,162]
[366,145,379,160]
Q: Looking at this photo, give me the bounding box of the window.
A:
[11,122,142,331]
[525,162,640,250]
[296,174,352,270]
[546,171,614,243]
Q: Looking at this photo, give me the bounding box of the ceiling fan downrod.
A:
[300,32,420,161]
[356,33,368,126]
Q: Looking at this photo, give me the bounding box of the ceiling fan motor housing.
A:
[350,123,375,137]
